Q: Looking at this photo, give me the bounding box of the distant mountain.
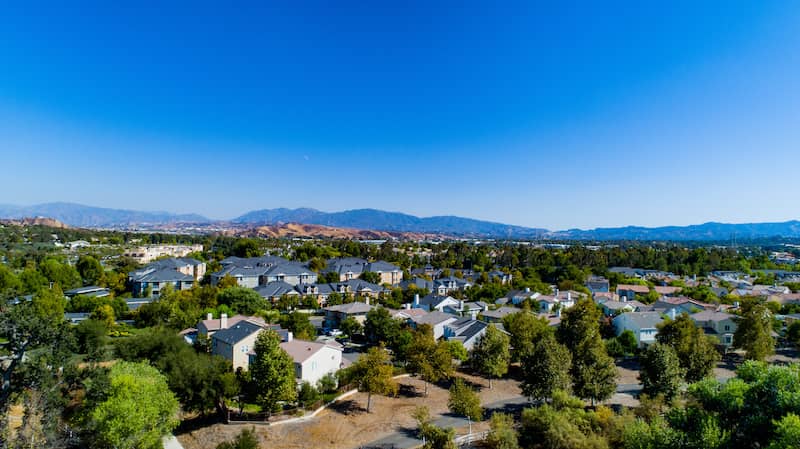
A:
[0,202,208,228]
[233,208,548,238]
[1,202,799,241]
[549,221,800,241]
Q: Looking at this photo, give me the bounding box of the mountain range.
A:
[1,202,799,241]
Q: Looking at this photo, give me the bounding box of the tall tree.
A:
[448,378,482,422]
[556,299,617,404]
[76,255,104,286]
[656,313,721,382]
[485,413,520,449]
[470,325,510,389]
[248,330,297,413]
[521,334,572,402]
[733,303,774,361]
[86,361,179,449]
[406,325,453,395]
[638,343,685,400]
[341,346,398,412]
[502,308,552,361]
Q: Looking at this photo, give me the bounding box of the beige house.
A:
[279,339,344,384]
[689,310,738,347]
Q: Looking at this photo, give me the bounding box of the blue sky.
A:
[2,1,800,230]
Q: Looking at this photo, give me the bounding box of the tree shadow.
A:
[175,413,224,435]
[399,383,424,398]
[328,399,366,415]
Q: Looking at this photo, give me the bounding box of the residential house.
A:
[197,313,267,337]
[600,299,647,316]
[409,311,458,340]
[211,320,269,370]
[64,286,111,299]
[689,310,738,347]
[487,270,512,285]
[443,300,488,318]
[278,339,344,385]
[443,318,500,350]
[480,306,519,323]
[129,257,206,297]
[365,260,404,285]
[586,276,610,293]
[501,288,540,305]
[616,284,651,301]
[323,302,376,329]
[612,312,665,347]
[325,258,403,285]
[653,286,682,296]
[412,294,460,312]
[254,281,301,303]
[537,290,581,313]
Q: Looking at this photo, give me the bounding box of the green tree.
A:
[733,303,774,361]
[360,271,381,284]
[90,303,116,328]
[448,378,482,422]
[297,381,321,409]
[414,405,457,449]
[38,258,81,290]
[216,427,259,449]
[769,413,800,449]
[787,321,800,347]
[0,264,21,293]
[340,346,398,412]
[74,319,108,361]
[557,299,616,404]
[232,239,262,258]
[617,330,638,355]
[502,308,552,361]
[76,255,104,286]
[485,412,520,449]
[364,307,403,346]
[340,316,363,337]
[656,313,720,382]
[447,340,469,362]
[521,335,572,402]
[279,311,316,340]
[249,330,297,413]
[638,343,685,400]
[407,325,453,395]
[87,361,179,449]
[218,287,267,315]
[470,325,510,388]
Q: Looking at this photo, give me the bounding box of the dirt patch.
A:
[178,373,523,449]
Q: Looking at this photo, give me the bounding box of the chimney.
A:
[668,308,677,320]
[555,288,559,297]
[524,287,530,293]
[567,291,571,301]
[556,308,562,318]
[471,310,478,320]
[404,303,411,310]
[414,294,420,306]
[365,297,370,305]
[220,313,228,329]
[459,300,465,311]
[621,295,627,303]
[207,312,213,321]
[287,331,293,342]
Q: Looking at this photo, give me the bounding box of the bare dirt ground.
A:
[177,373,522,449]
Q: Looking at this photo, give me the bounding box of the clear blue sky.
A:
[2,1,800,230]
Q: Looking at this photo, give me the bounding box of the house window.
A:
[724,325,730,331]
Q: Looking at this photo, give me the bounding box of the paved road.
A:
[354,384,642,449]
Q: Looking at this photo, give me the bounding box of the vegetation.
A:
[340,346,398,412]
[249,330,297,413]
[447,378,482,421]
[470,325,510,389]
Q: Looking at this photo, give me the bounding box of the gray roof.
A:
[613,311,664,329]
[132,267,194,283]
[411,310,457,326]
[64,285,110,297]
[419,294,456,308]
[220,255,288,268]
[266,262,314,276]
[212,320,265,345]
[254,281,299,298]
[324,302,375,315]
[366,261,400,273]
[481,306,519,320]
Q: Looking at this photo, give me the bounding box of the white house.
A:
[413,294,460,312]
[612,312,665,347]
[279,339,344,385]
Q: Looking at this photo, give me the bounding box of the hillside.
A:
[0,202,208,227]
[234,208,547,238]
[228,222,447,240]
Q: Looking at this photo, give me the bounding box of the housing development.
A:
[4,222,800,449]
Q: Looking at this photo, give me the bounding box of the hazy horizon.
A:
[3,2,800,229]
